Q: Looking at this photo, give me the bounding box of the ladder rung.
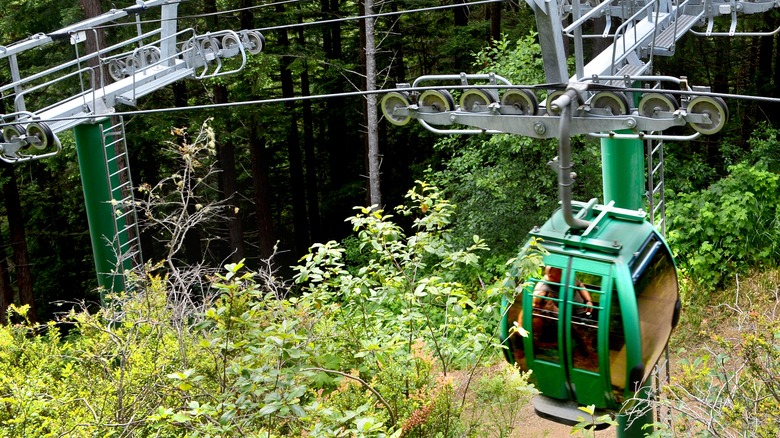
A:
[110,199,133,210]
[115,211,134,222]
[109,168,130,179]
[652,162,663,174]
[118,240,137,250]
[118,250,141,262]
[104,123,123,132]
[116,195,134,204]
[118,236,140,249]
[651,142,664,155]
[104,138,123,148]
[106,154,126,164]
[113,181,132,191]
[653,181,663,193]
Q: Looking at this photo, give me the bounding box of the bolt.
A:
[533,122,546,135]
[450,114,457,122]
[625,118,636,128]
[612,240,620,247]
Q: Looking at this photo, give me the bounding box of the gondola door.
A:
[565,259,613,409]
[525,257,614,408]
[523,255,570,400]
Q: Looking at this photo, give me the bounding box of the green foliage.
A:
[471,33,546,85]
[0,276,192,437]
[428,34,602,263]
[571,404,618,437]
[667,163,780,292]
[463,363,539,438]
[743,123,780,172]
[646,270,780,437]
[294,182,495,375]
[1,183,539,437]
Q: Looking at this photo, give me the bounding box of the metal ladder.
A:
[646,139,666,236]
[102,117,142,289]
[647,138,672,426]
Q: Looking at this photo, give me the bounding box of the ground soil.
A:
[451,363,619,438]
[508,403,617,437]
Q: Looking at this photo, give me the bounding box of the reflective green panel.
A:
[608,284,627,403]
[632,236,679,383]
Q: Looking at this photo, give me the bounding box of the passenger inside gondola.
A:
[531,267,598,369]
[532,267,593,313]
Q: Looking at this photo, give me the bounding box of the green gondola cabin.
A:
[501,199,680,424]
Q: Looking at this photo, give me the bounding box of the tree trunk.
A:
[238,0,276,259]
[756,16,776,121]
[331,0,342,57]
[454,0,469,26]
[490,2,501,43]
[298,25,322,242]
[2,165,36,323]
[361,0,382,208]
[774,18,780,124]
[249,126,277,259]
[0,231,13,325]
[205,0,245,262]
[324,0,350,195]
[277,5,310,255]
[389,1,406,84]
[78,0,107,77]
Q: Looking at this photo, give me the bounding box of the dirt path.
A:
[508,403,617,437]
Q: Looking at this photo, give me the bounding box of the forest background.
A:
[1,0,780,436]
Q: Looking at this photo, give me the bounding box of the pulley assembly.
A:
[380,73,729,139]
[0,118,59,162]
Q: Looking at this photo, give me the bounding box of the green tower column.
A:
[600,133,645,210]
[603,134,652,438]
[74,119,125,300]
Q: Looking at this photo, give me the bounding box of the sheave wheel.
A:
[26,122,55,151]
[688,96,728,135]
[108,59,126,81]
[501,89,538,115]
[143,46,161,66]
[245,31,265,54]
[419,90,455,112]
[125,54,141,74]
[638,93,678,118]
[2,124,25,143]
[381,92,412,126]
[201,38,220,58]
[545,90,567,115]
[459,88,495,112]
[222,34,240,50]
[590,91,631,115]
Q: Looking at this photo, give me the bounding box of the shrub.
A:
[1,181,540,437]
[667,163,780,292]
[633,270,780,437]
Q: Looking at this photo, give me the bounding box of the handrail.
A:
[0,27,163,94]
[412,73,512,88]
[14,67,97,117]
[690,23,780,37]
[418,119,503,135]
[609,0,660,74]
[564,0,619,35]
[588,131,701,141]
